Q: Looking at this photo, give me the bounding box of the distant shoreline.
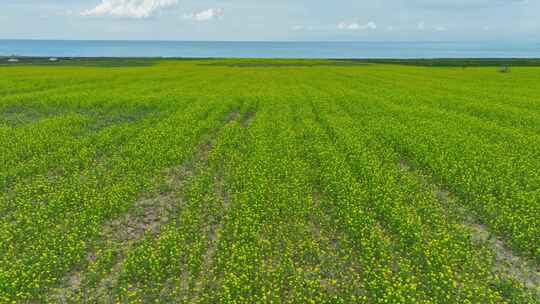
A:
[2,40,538,59]
[2,57,540,67]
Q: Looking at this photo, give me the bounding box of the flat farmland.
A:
[1,59,539,303]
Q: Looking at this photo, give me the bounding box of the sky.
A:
[1,0,539,41]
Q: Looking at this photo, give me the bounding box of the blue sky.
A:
[1,0,539,41]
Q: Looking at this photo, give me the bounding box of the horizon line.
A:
[0,38,533,44]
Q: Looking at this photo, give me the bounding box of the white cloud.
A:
[364,22,377,30]
[82,0,178,19]
[338,22,359,30]
[417,21,426,30]
[338,21,377,31]
[183,8,223,22]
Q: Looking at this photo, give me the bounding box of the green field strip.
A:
[189,104,257,303]
[212,100,373,302]
[305,73,539,195]
[330,95,540,262]
[299,97,510,302]
[208,98,353,302]
[0,64,213,116]
[0,70,148,99]
[321,96,540,263]
[324,67,540,132]
[99,104,252,302]
[0,63,162,98]
[0,110,164,194]
[343,65,540,112]
[0,66,238,193]
[302,71,538,194]
[0,77,123,99]
[0,100,239,302]
[297,118,422,302]
[329,69,540,134]
[48,109,241,303]
[389,68,540,112]
[0,81,187,124]
[398,159,540,300]
[306,96,534,302]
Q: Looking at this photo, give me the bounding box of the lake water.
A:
[0,40,539,59]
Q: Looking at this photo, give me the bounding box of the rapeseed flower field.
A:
[0,59,538,303]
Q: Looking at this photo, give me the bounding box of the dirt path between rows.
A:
[189,109,256,303]
[47,110,240,303]
[398,159,540,298]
